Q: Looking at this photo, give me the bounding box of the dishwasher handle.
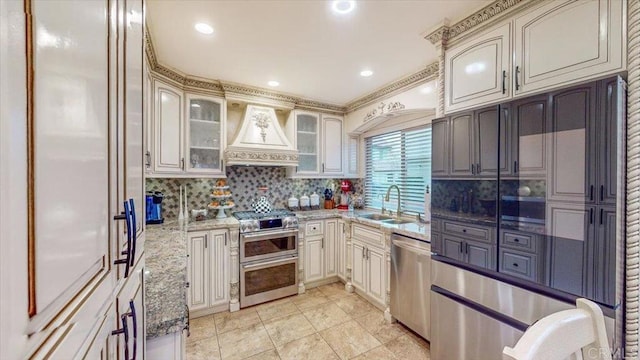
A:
[392,239,431,257]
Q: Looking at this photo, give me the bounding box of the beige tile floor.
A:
[186,282,431,360]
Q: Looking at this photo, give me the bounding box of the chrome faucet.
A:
[385,185,401,218]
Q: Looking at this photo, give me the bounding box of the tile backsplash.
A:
[146,167,364,219]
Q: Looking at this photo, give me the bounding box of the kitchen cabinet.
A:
[597,77,623,206]
[476,105,510,176]
[185,94,226,175]
[436,219,496,270]
[443,0,624,114]
[150,81,227,177]
[1,0,146,357]
[513,0,625,97]
[344,135,360,178]
[444,23,511,113]
[337,220,347,281]
[115,262,145,360]
[351,240,386,305]
[287,111,345,178]
[303,219,340,284]
[187,229,230,316]
[153,80,184,173]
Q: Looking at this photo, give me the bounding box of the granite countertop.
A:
[295,209,430,242]
[145,220,188,339]
[186,216,239,232]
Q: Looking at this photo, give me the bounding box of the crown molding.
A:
[344,62,439,113]
[424,0,533,45]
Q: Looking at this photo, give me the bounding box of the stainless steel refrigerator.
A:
[429,75,626,359]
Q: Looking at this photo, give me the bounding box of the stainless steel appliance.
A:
[430,76,626,358]
[390,234,431,340]
[234,209,299,308]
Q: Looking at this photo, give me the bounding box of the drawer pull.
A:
[462,229,466,233]
[514,238,519,242]
[513,263,519,267]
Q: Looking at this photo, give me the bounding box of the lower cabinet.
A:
[187,229,230,316]
[441,234,496,270]
[351,240,386,305]
[337,220,347,281]
[303,219,340,284]
[147,330,186,360]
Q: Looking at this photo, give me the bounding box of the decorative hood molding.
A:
[224,105,298,167]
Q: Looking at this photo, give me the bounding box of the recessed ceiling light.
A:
[194,23,214,35]
[268,80,280,87]
[332,0,356,14]
[360,70,373,77]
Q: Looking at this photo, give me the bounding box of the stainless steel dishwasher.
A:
[390,233,431,340]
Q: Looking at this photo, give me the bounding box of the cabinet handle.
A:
[502,70,507,94]
[128,199,137,267]
[129,300,138,360]
[362,246,365,259]
[590,208,594,224]
[465,243,470,254]
[321,237,324,249]
[111,314,130,360]
[112,300,137,360]
[225,233,227,246]
[205,234,208,248]
[600,185,604,202]
[366,248,370,260]
[513,263,519,268]
[514,238,520,243]
[145,151,151,168]
[590,185,594,201]
[477,163,481,173]
[221,159,224,169]
[514,161,518,173]
[114,200,132,278]
[322,163,325,172]
[462,229,467,233]
[471,164,475,175]
[515,66,521,91]
[600,208,604,225]
[181,158,185,171]
[459,242,463,254]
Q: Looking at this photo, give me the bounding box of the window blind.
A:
[365,126,432,214]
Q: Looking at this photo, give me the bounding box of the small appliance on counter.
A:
[337,180,353,210]
[145,191,164,224]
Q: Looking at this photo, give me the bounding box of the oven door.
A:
[240,255,299,308]
[240,229,298,263]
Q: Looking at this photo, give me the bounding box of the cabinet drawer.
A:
[500,249,537,282]
[306,221,323,237]
[442,221,492,242]
[351,224,385,248]
[500,230,537,252]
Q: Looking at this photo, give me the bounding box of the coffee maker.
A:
[146,191,164,224]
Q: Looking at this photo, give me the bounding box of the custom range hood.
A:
[224,104,299,167]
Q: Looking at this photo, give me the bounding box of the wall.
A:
[146,166,364,219]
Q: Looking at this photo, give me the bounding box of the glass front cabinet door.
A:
[295,112,321,174]
[185,94,226,175]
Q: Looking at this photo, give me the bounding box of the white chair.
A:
[503,298,611,360]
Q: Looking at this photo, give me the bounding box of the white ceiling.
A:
[147,0,491,105]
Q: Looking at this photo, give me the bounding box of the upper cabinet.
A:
[287,111,345,178]
[444,0,625,114]
[445,23,511,113]
[149,79,226,177]
[513,0,625,97]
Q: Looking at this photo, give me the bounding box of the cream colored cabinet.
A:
[153,81,184,173]
[287,111,345,178]
[324,219,339,277]
[444,0,625,114]
[337,220,347,281]
[187,229,230,316]
[1,0,145,357]
[115,262,145,360]
[445,23,511,113]
[185,93,226,176]
[513,0,625,97]
[304,236,325,283]
[150,82,226,177]
[351,241,367,290]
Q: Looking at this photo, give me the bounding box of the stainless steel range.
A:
[234,209,299,308]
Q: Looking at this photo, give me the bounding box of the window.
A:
[365,126,431,214]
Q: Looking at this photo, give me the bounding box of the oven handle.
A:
[242,256,298,270]
[241,229,299,240]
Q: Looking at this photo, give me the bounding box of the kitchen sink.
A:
[358,214,394,221]
[382,219,413,225]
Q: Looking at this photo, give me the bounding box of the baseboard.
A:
[189,302,229,319]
